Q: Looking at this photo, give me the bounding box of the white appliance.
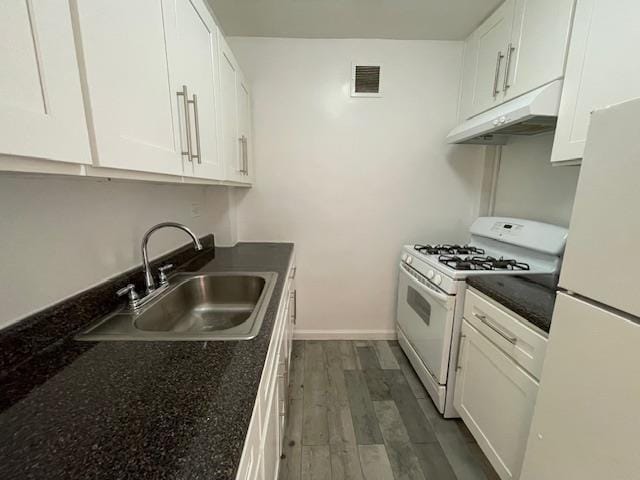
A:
[521,99,640,479]
[446,80,562,145]
[396,217,568,418]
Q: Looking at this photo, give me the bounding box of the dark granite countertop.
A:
[0,242,294,480]
[466,274,558,334]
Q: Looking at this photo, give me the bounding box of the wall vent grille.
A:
[351,64,382,97]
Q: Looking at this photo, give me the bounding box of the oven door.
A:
[396,262,456,384]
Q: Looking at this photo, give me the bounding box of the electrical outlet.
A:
[191,202,201,218]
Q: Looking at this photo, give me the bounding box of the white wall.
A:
[229,37,487,337]
[493,134,580,227]
[0,175,235,328]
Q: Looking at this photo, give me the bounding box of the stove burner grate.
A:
[414,244,485,256]
[438,255,530,271]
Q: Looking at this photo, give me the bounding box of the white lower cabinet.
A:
[261,379,281,480]
[454,319,539,480]
[236,259,296,480]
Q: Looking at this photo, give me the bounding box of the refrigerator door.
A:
[559,98,640,317]
[521,293,640,480]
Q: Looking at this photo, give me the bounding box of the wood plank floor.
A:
[279,340,500,480]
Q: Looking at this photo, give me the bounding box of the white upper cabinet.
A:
[219,37,240,182]
[464,0,575,118]
[237,73,255,183]
[458,30,479,121]
[0,0,90,164]
[75,0,183,176]
[172,0,223,180]
[472,0,516,115]
[551,0,640,164]
[504,0,575,101]
[219,36,253,184]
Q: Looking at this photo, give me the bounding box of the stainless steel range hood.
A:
[446,80,563,145]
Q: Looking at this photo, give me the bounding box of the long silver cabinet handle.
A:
[293,290,297,324]
[492,51,505,98]
[474,312,517,344]
[238,137,245,173]
[503,43,516,92]
[177,85,193,161]
[189,94,201,164]
[455,334,466,371]
[242,136,248,175]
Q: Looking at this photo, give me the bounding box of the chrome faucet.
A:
[141,222,203,294]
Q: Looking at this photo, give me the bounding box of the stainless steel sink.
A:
[76,272,277,341]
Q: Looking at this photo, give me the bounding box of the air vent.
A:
[351,64,382,97]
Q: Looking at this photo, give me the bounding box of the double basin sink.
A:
[77,272,277,341]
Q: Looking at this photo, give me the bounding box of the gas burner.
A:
[438,255,531,271]
[438,255,492,271]
[414,244,485,256]
[476,256,531,271]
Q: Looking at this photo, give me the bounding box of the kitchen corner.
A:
[0,240,295,480]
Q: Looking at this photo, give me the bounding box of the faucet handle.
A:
[117,284,140,304]
[158,264,174,286]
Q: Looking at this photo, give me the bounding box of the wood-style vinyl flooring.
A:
[278,340,500,480]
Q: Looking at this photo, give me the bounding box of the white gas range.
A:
[396,217,568,418]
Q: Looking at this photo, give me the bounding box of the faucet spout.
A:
[141,222,203,293]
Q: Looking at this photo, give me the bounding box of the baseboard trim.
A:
[293,329,397,340]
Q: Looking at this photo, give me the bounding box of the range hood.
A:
[446,80,563,145]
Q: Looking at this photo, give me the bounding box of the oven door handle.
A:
[399,263,452,305]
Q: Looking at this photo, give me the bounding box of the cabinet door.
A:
[261,382,281,480]
[0,0,90,163]
[551,0,640,164]
[75,0,183,175]
[219,37,245,183]
[454,320,539,480]
[472,0,515,115]
[173,0,223,180]
[237,73,254,183]
[503,0,575,101]
[458,30,480,121]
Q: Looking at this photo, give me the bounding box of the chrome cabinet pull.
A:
[455,334,466,371]
[293,290,297,324]
[242,135,248,175]
[238,137,245,173]
[474,312,517,344]
[177,85,193,161]
[503,43,516,92]
[189,94,201,164]
[492,51,505,98]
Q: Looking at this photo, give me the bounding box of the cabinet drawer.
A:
[464,289,547,379]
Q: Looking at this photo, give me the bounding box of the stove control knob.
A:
[434,274,443,286]
[401,253,408,262]
[427,270,435,279]
[492,119,499,126]
[406,256,413,265]
[499,116,507,124]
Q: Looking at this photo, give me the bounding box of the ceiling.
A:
[207,0,503,41]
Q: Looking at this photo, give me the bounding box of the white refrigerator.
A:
[521,99,640,479]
